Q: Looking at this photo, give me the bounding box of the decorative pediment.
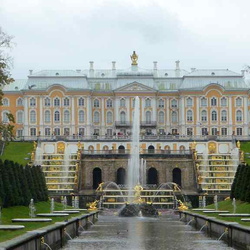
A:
[114,82,156,92]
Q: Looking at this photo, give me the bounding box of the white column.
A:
[102,98,105,136]
[243,96,248,135]
[196,97,200,135]
[86,96,92,136]
[228,97,233,135]
[115,98,119,121]
[71,96,75,135]
[180,97,185,134]
[24,97,29,136]
[39,97,43,135]
[152,98,156,121]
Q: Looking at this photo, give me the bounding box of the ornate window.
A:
[30,110,36,123]
[186,97,193,107]
[187,110,193,122]
[120,111,126,124]
[145,98,151,107]
[17,98,23,106]
[158,99,164,108]
[236,110,242,122]
[30,128,36,136]
[221,97,227,107]
[120,98,125,107]
[17,111,23,124]
[107,111,113,123]
[30,97,36,107]
[45,128,51,136]
[94,99,100,108]
[236,97,242,107]
[54,111,60,122]
[2,98,9,106]
[201,97,207,107]
[211,97,217,106]
[93,111,100,123]
[146,111,151,123]
[44,110,51,123]
[237,127,242,135]
[64,97,70,107]
[201,110,207,122]
[221,128,227,136]
[107,99,113,108]
[44,97,51,107]
[78,97,84,106]
[63,110,70,123]
[221,110,227,122]
[172,111,178,123]
[158,111,164,123]
[211,110,217,121]
[2,111,9,123]
[171,99,177,108]
[54,97,60,107]
[79,110,84,123]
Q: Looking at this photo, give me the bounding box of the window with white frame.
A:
[30,97,36,107]
[186,97,193,107]
[202,128,208,136]
[64,128,69,136]
[201,110,207,122]
[94,99,100,108]
[221,128,227,136]
[221,110,227,122]
[63,110,70,123]
[45,128,51,136]
[187,128,193,136]
[211,97,217,106]
[44,97,51,107]
[30,128,36,136]
[187,110,193,122]
[30,110,36,123]
[54,128,60,135]
[172,111,177,123]
[44,110,51,123]
[171,99,177,108]
[79,128,85,136]
[145,98,151,107]
[236,127,242,135]
[93,111,100,123]
[211,128,218,135]
[17,98,23,106]
[78,97,84,106]
[158,99,164,108]
[17,129,23,137]
[64,97,70,107]
[236,110,242,122]
[120,98,125,107]
[132,98,135,108]
[2,111,9,123]
[158,111,164,123]
[146,111,151,123]
[107,111,113,123]
[79,110,84,123]
[120,111,126,124]
[54,111,60,122]
[17,111,23,124]
[221,97,227,107]
[211,110,217,121]
[106,99,112,108]
[236,97,242,107]
[201,97,207,107]
[54,97,60,107]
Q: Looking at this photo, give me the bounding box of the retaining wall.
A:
[179,211,250,250]
[0,211,98,250]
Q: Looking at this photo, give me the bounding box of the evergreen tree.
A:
[231,164,242,199]
[240,164,250,201]
[2,160,14,207]
[234,164,245,199]
[38,165,48,201]
[8,161,20,205]
[0,160,5,207]
[25,165,37,202]
[244,165,250,202]
[19,164,32,205]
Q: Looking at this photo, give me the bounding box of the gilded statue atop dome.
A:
[130,51,138,65]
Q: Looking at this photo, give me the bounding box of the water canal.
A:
[62,213,234,250]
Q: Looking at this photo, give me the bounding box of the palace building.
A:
[0,52,246,194]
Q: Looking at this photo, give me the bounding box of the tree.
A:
[0,27,15,141]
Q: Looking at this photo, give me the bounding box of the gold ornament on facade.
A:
[77,141,82,149]
[236,141,241,148]
[31,151,35,161]
[57,142,65,154]
[208,142,216,154]
[193,151,197,160]
[196,163,199,171]
[96,182,104,192]
[198,175,202,184]
[190,141,197,150]
[130,51,138,65]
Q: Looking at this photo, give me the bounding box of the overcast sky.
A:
[1,0,250,79]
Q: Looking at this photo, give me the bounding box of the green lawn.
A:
[191,200,250,226]
[241,141,250,165]
[0,142,33,165]
[0,201,88,242]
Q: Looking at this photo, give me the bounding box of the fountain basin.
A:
[37,213,69,217]
[65,209,87,211]
[203,211,229,214]
[219,214,250,217]
[241,218,250,222]
[0,225,25,230]
[119,203,158,217]
[12,218,52,222]
[53,210,80,214]
[192,208,215,211]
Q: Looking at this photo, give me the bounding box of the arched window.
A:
[171,99,177,108]
[93,168,102,189]
[187,110,193,122]
[2,111,9,123]
[54,111,60,122]
[63,110,70,123]
[94,99,100,108]
[201,110,207,122]
[120,98,125,107]
[236,110,242,122]
[30,110,36,123]
[146,111,151,124]
[79,110,84,123]
[44,97,50,107]
[211,110,217,121]
[17,111,23,124]
[54,97,60,107]
[172,111,177,123]
[148,145,155,154]
[236,97,242,107]
[158,99,164,108]
[221,110,227,122]
[173,168,182,187]
[17,98,23,106]
[93,111,100,123]
[132,98,135,108]
[211,97,217,106]
[186,97,193,107]
[64,97,70,106]
[120,111,126,124]
[201,97,207,107]
[107,111,113,123]
[147,168,158,185]
[158,111,164,123]
[117,168,126,185]
[145,98,151,107]
[78,97,84,106]
[221,97,227,107]
[118,145,125,154]
[45,110,51,123]
[30,97,36,107]
[106,99,112,108]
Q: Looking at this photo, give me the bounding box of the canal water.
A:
[62,213,235,250]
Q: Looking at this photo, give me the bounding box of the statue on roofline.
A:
[130,51,138,66]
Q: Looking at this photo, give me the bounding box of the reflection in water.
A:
[62,214,235,250]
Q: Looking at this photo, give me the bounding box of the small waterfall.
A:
[34,146,42,165]
[63,146,71,187]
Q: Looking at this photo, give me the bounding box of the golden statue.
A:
[134,184,143,203]
[87,200,98,211]
[236,140,241,148]
[130,51,138,65]
[96,182,104,192]
[194,151,197,160]
[240,151,244,161]
[196,163,199,171]
[178,200,188,211]
[31,151,35,161]
[33,141,37,150]
[77,141,82,149]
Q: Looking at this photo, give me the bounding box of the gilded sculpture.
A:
[130,51,138,65]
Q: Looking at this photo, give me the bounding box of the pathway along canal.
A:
[62,213,235,250]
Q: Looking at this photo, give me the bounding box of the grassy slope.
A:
[0,142,33,165]
[0,201,88,242]
[241,141,250,165]
[191,200,250,226]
